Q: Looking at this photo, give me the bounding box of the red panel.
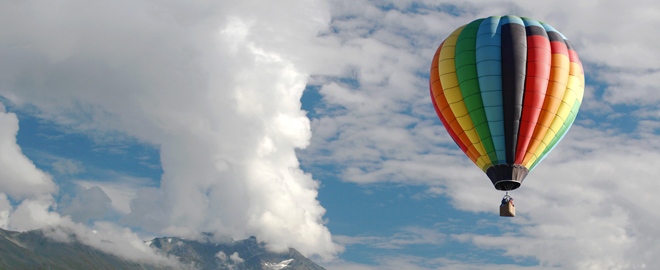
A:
[514,35,551,164]
[550,41,569,56]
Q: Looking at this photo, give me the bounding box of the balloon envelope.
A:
[430,15,584,191]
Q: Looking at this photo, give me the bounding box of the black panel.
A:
[486,164,529,191]
[546,31,564,42]
[564,39,575,51]
[525,25,547,37]
[500,23,527,163]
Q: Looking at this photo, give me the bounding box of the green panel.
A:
[475,121,496,159]
[457,75,480,96]
[463,94,485,121]
[455,18,498,163]
[455,51,477,70]
[456,65,479,95]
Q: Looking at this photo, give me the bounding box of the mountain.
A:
[0,227,325,270]
[148,235,326,270]
[0,227,161,269]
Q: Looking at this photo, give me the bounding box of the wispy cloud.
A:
[334,226,445,249]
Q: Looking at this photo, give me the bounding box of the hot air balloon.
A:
[429,15,584,215]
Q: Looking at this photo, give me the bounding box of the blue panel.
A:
[522,18,543,28]
[476,46,500,61]
[476,16,506,164]
[476,16,501,38]
[477,76,502,93]
[492,136,506,165]
[484,105,504,121]
[500,15,524,26]
[492,135,506,150]
[496,151,506,162]
[489,119,505,133]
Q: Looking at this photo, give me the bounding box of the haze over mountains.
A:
[0,227,325,270]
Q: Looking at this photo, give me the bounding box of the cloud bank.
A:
[299,1,660,269]
[2,0,660,268]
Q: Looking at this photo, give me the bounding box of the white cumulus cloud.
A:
[0,0,340,261]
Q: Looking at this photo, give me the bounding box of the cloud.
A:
[229,252,244,263]
[299,1,660,268]
[0,104,173,265]
[7,197,65,232]
[443,125,660,269]
[323,255,559,270]
[3,192,178,266]
[51,158,85,175]
[40,221,181,267]
[334,226,445,249]
[216,251,245,265]
[0,193,11,229]
[74,175,154,215]
[0,0,340,260]
[59,186,112,223]
[0,107,57,200]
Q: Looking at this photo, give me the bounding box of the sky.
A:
[0,0,659,269]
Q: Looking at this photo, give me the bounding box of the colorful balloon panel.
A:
[429,15,584,190]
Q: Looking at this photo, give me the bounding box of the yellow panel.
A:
[456,114,474,129]
[565,77,580,96]
[563,87,578,105]
[476,157,489,172]
[438,26,463,97]
[448,93,469,116]
[439,59,457,75]
[460,141,479,162]
[539,130,556,148]
[477,154,492,171]
[476,140,488,156]
[476,160,485,171]
[465,129,484,148]
[438,28,458,65]
[555,101,572,120]
[567,64,585,103]
[439,48,456,64]
[524,152,541,168]
[442,27,462,44]
[575,73,585,102]
[549,106,568,129]
[443,84,463,102]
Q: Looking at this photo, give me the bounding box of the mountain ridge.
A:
[0,227,325,270]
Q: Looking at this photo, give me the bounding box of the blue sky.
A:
[1,0,660,269]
